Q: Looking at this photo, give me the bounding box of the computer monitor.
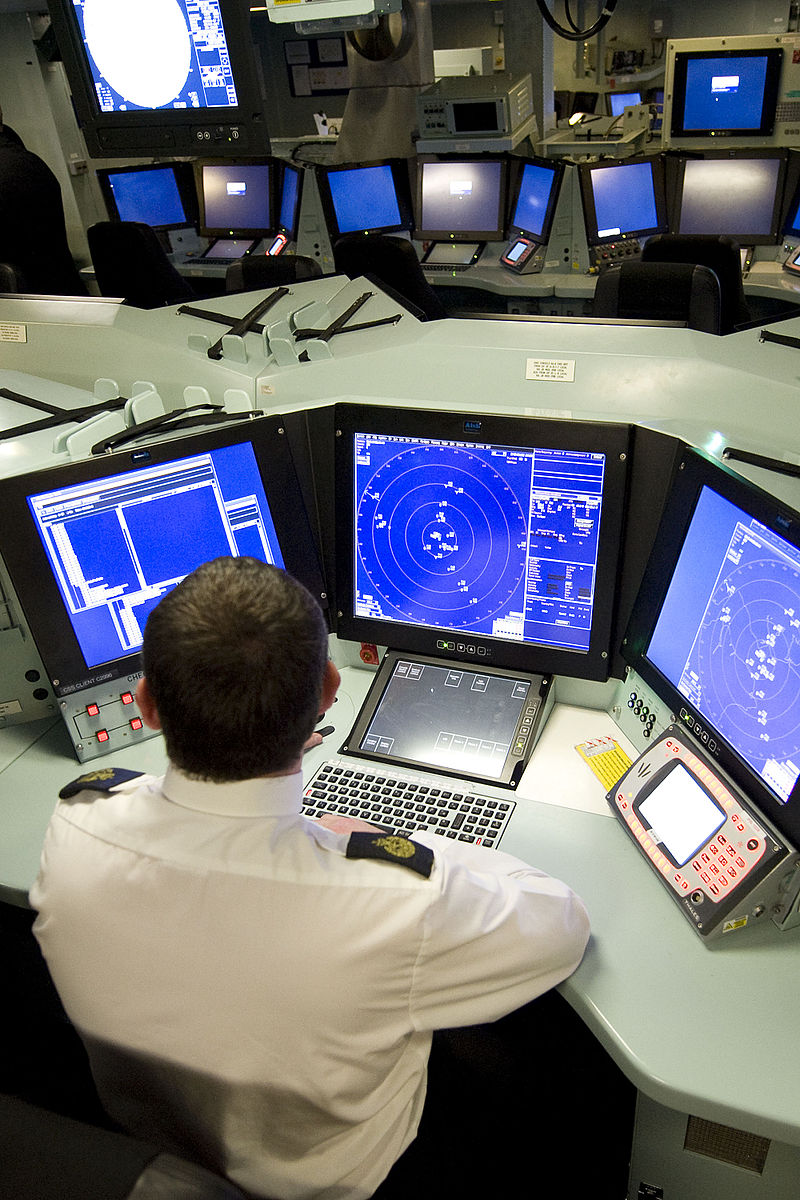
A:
[623,447,800,851]
[673,151,787,244]
[0,416,326,699]
[47,0,269,158]
[668,46,783,142]
[579,155,668,246]
[416,156,508,243]
[506,156,564,244]
[334,403,631,681]
[316,160,413,239]
[96,162,197,230]
[608,91,642,116]
[196,160,274,240]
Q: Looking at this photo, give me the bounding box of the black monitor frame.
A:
[277,161,303,240]
[623,447,800,851]
[0,416,326,698]
[194,158,277,239]
[316,159,413,239]
[96,161,199,231]
[415,154,509,244]
[506,155,565,246]
[672,149,788,245]
[334,402,631,682]
[669,46,783,142]
[46,0,269,158]
[579,154,668,247]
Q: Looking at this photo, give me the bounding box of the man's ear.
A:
[135,677,162,731]
[320,659,341,714]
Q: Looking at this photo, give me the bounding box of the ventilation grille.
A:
[684,1116,770,1174]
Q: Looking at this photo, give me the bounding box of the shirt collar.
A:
[161,763,303,818]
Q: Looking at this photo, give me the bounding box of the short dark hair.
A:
[142,558,328,781]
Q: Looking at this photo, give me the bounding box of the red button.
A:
[86,703,100,717]
[130,717,143,731]
[120,692,134,705]
[97,729,109,743]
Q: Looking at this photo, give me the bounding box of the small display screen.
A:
[638,763,726,866]
[590,160,658,240]
[609,91,641,116]
[510,162,559,240]
[201,163,271,235]
[279,165,301,236]
[358,657,530,779]
[202,238,255,259]
[451,100,500,133]
[423,242,480,265]
[27,440,285,670]
[104,165,187,227]
[505,239,528,264]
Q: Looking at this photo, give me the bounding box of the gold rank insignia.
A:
[346,831,434,878]
[59,767,145,800]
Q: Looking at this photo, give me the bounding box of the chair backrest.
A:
[333,233,448,320]
[225,252,322,293]
[87,221,195,309]
[641,233,749,334]
[592,260,723,334]
[0,261,31,292]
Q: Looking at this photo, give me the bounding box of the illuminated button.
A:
[120,691,134,705]
[86,703,100,717]
[130,717,143,731]
[96,729,109,743]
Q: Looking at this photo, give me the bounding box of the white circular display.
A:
[83,0,191,108]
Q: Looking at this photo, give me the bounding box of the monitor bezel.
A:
[334,402,631,682]
[579,154,668,247]
[95,161,199,232]
[0,416,327,698]
[277,162,303,239]
[414,154,509,244]
[506,155,565,246]
[669,46,784,141]
[672,149,788,245]
[316,158,413,239]
[194,158,277,239]
[46,0,269,158]
[623,447,800,851]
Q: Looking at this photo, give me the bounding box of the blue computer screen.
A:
[683,54,769,132]
[327,164,402,235]
[510,163,557,239]
[71,0,239,113]
[279,165,301,235]
[647,484,800,805]
[27,441,285,669]
[590,160,657,239]
[352,432,606,653]
[106,166,187,227]
[201,163,271,232]
[609,91,641,116]
[420,160,504,237]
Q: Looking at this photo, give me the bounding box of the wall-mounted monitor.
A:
[195,159,274,239]
[415,156,508,243]
[579,155,668,246]
[47,0,269,158]
[623,448,800,852]
[0,417,326,700]
[668,46,782,142]
[316,160,413,239]
[334,403,631,682]
[673,151,787,244]
[96,162,198,230]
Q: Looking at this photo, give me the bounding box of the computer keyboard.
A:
[303,761,515,848]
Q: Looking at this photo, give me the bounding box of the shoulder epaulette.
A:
[59,767,145,800]
[346,832,434,878]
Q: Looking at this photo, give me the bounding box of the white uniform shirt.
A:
[31,765,589,1200]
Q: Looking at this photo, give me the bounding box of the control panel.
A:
[60,676,156,763]
[611,670,672,752]
[608,725,800,939]
[589,238,642,273]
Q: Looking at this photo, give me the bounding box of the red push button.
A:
[86,703,100,717]
[97,729,109,743]
[120,691,134,706]
[129,717,143,731]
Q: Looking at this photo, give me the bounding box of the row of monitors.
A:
[2,405,800,854]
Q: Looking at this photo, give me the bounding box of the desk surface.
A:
[3,665,800,1149]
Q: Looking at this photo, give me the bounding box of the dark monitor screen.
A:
[334,403,631,681]
[416,157,507,243]
[675,152,786,243]
[278,163,302,238]
[0,417,326,696]
[507,157,564,245]
[624,448,800,851]
[579,155,668,245]
[670,48,783,140]
[196,160,272,237]
[784,187,800,240]
[317,160,412,238]
[608,91,642,116]
[96,162,195,230]
[47,0,269,158]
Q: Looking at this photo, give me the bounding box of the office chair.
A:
[0,261,30,292]
[87,221,196,308]
[333,233,448,320]
[225,252,322,293]
[641,233,750,334]
[592,260,723,334]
